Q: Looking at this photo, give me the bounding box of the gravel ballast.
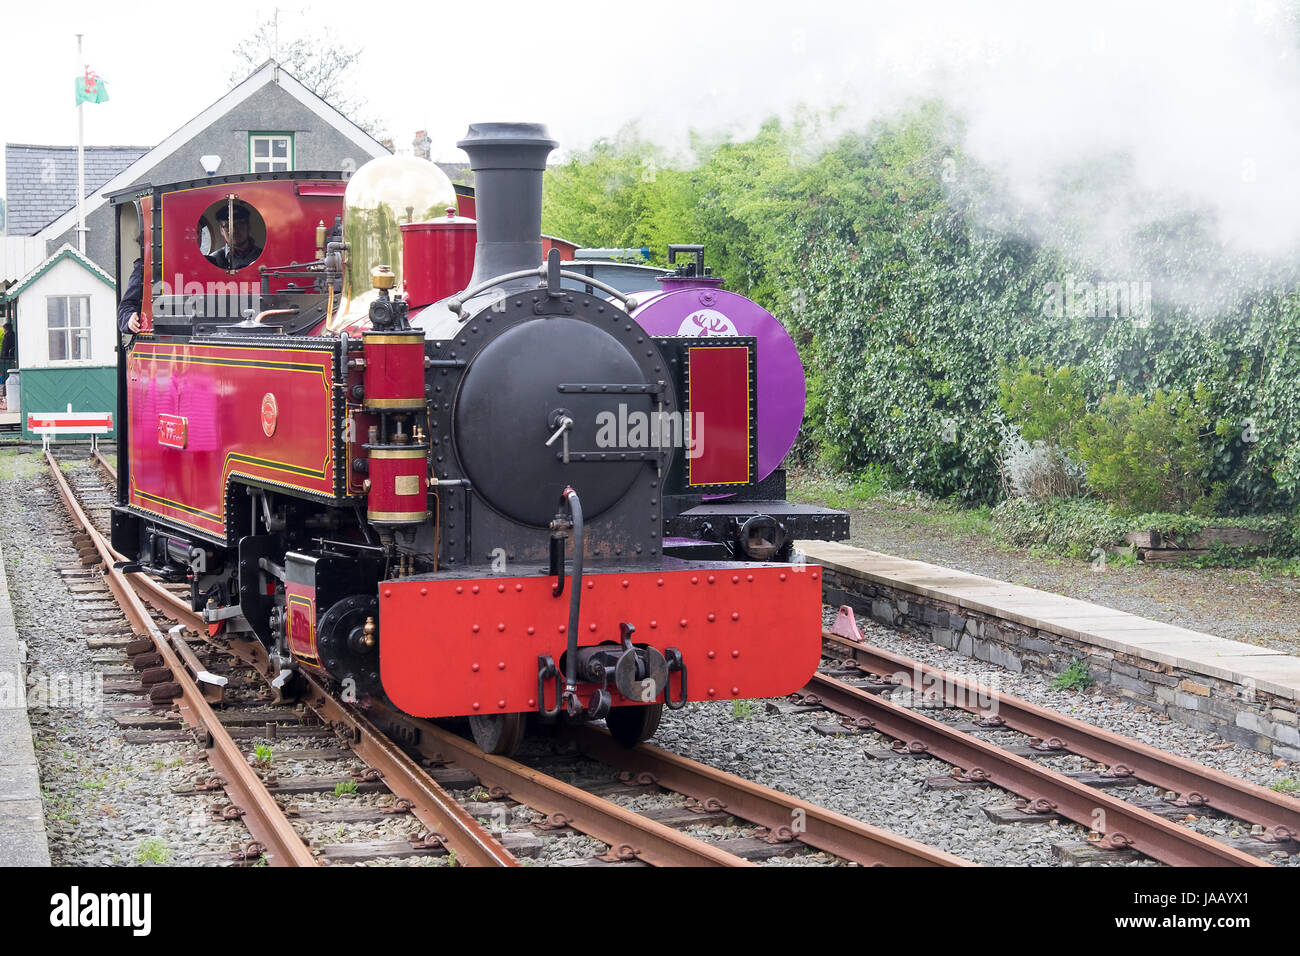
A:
[1,449,233,865]
[642,606,1299,866]
[6,447,1296,868]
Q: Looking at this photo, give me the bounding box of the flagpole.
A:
[76,33,85,255]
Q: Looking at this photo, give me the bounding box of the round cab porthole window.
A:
[197,199,266,271]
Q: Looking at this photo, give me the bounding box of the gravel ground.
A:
[639,604,1299,866]
[8,445,1294,868]
[647,699,1112,866]
[1,448,236,865]
[801,491,1300,653]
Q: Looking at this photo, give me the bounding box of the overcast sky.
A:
[5,1,1300,257]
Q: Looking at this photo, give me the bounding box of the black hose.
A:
[558,487,583,706]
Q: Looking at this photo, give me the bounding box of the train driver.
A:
[208,202,263,270]
[117,258,143,334]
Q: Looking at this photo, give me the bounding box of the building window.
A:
[48,295,91,362]
[250,133,293,173]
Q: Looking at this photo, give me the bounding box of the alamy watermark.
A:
[1041,276,1153,326]
[50,886,151,936]
[891,666,1001,714]
[594,404,706,459]
[152,277,263,320]
[0,668,103,714]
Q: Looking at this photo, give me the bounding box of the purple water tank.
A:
[629,275,805,484]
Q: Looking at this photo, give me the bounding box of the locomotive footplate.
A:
[377,560,823,719]
[664,501,850,559]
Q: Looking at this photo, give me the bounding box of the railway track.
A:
[56,450,1296,866]
[792,620,1300,867]
[49,449,516,867]
[370,701,968,866]
[89,446,116,484]
[47,451,965,867]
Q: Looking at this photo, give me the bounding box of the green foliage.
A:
[253,744,273,765]
[998,359,1086,447]
[730,700,754,720]
[993,497,1300,561]
[786,465,897,510]
[1051,658,1095,692]
[134,838,169,865]
[333,780,358,797]
[1073,386,1218,514]
[1271,778,1300,793]
[994,497,1131,559]
[542,108,1300,512]
[997,363,1218,511]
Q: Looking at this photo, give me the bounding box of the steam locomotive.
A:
[107,123,848,754]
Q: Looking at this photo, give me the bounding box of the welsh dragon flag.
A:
[75,67,108,104]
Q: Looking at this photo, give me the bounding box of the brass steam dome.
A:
[330,154,459,332]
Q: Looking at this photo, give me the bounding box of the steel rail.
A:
[107,567,517,866]
[303,678,519,867]
[824,631,1300,844]
[224,639,518,868]
[105,494,761,865]
[45,451,317,867]
[568,725,972,867]
[125,542,965,864]
[90,448,116,483]
[802,669,1268,867]
[372,704,754,866]
[59,454,516,866]
[67,459,962,866]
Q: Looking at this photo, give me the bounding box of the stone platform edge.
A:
[798,540,1300,760]
[0,538,51,865]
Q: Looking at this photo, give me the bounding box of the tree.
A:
[230,9,386,139]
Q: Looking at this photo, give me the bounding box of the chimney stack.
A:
[412,130,432,161]
[456,123,557,300]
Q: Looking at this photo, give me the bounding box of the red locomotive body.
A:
[125,338,340,540]
[380,564,822,719]
[109,123,845,755]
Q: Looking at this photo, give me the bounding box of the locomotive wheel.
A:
[605,702,663,748]
[468,713,527,756]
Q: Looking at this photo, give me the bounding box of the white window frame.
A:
[47,294,91,363]
[250,133,294,173]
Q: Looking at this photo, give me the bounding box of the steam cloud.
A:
[439,1,1300,294]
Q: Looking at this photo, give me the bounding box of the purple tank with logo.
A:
[628,275,805,484]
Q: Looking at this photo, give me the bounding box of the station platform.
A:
[0,540,50,865]
[799,540,1300,760]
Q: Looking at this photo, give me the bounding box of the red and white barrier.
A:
[27,406,113,450]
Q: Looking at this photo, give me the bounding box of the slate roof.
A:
[4,144,149,236]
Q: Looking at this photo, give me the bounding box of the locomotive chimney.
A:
[457,122,557,298]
